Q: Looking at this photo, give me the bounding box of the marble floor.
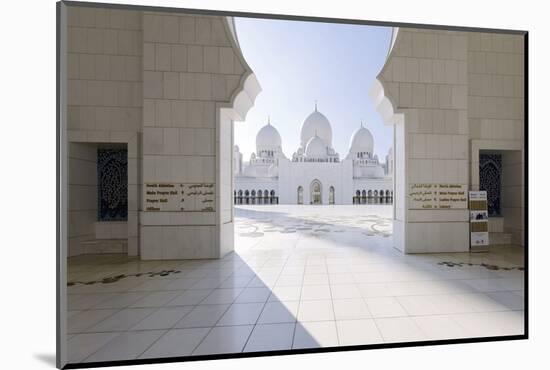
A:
[66,205,525,364]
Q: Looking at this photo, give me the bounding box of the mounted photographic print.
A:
[57,1,527,368]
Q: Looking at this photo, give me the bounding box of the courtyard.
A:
[66,205,524,364]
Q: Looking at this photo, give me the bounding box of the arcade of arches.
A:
[234,187,393,205]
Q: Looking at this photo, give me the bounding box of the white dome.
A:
[305,135,327,158]
[300,109,332,147]
[256,123,281,150]
[349,126,374,154]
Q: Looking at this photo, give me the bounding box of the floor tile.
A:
[328,274,355,285]
[67,206,525,362]
[300,285,331,300]
[365,297,408,318]
[302,274,330,286]
[396,295,442,316]
[244,323,295,352]
[162,278,200,291]
[189,277,227,290]
[69,294,116,310]
[268,286,302,301]
[68,309,118,334]
[193,325,254,355]
[86,308,156,332]
[298,300,334,321]
[305,265,327,274]
[333,299,371,320]
[68,332,120,363]
[257,301,299,324]
[486,291,524,310]
[357,283,392,298]
[201,288,244,304]
[139,328,210,359]
[216,303,265,326]
[234,287,271,303]
[330,284,362,299]
[219,276,254,289]
[92,292,149,309]
[131,306,194,330]
[450,311,525,337]
[336,319,382,346]
[174,304,230,328]
[411,315,469,340]
[375,317,426,343]
[293,321,338,349]
[85,330,165,362]
[275,274,304,287]
[129,279,172,292]
[166,289,213,306]
[130,291,181,308]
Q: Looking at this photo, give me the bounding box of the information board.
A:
[408,184,468,210]
[144,183,215,212]
[469,190,489,248]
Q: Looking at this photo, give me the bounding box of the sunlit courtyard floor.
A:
[66,205,525,364]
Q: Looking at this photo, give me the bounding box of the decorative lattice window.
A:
[97,148,128,221]
[479,153,502,217]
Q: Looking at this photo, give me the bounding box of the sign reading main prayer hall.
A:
[144,183,215,212]
[408,184,468,210]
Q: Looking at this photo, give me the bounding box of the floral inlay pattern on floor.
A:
[438,261,524,271]
[237,213,392,238]
[68,270,182,286]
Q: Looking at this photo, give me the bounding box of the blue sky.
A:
[233,17,393,162]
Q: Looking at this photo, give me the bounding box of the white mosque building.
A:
[234,105,393,205]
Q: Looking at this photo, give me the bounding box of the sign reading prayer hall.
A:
[408,184,468,210]
[144,183,215,212]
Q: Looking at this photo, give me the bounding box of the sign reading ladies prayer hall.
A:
[408,184,468,210]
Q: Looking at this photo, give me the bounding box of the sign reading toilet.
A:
[408,184,468,210]
[144,183,215,212]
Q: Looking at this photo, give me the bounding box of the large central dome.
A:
[256,121,282,150]
[300,107,333,148]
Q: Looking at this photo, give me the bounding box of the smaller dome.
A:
[305,135,327,158]
[256,121,282,149]
[349,125,374,154]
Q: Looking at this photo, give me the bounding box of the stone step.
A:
[489,232,512,245]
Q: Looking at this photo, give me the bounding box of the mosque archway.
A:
[310,180,322,205]
[329,186,335,204]
[297,186,304,204]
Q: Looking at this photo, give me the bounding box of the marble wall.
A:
[372,28,524,253]
[376,29,471,252]
[68,143,97,257]
[66,6,260,259]
[66,6,142,256]
[467,32,525,246]
[140,12,253,259]
[373,28,525,252]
